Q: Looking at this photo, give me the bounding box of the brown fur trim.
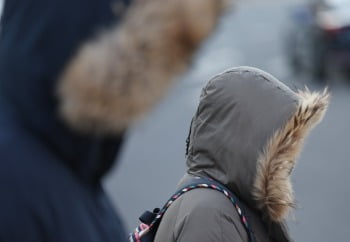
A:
[253,88,330,222]
[57,0,228,135]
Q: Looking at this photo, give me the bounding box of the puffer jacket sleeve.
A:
[174,202,246,242]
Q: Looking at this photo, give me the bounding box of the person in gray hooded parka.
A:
[155,67,329,242]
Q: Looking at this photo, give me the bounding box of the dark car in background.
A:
[286,0,350,81]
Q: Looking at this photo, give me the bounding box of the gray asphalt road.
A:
[105,0,350,240]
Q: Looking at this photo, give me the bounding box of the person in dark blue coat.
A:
[0,1,131,241]
[0,0,227,241]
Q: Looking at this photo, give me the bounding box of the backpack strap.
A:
[129,176,256,242]
[187,177,257,242]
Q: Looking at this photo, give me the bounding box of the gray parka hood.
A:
[186,66,329,223]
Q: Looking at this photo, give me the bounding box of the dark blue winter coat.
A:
[0,0,130,241]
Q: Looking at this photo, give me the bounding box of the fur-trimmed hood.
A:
[186,67,329,225]
[57,0,228,135]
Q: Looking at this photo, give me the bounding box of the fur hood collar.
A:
[186,66,329,224]
[57,0,228,135]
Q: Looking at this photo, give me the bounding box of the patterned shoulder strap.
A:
[129,177,256,242]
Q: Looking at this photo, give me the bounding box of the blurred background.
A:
[104,0,350,241]
[1,0,349,241]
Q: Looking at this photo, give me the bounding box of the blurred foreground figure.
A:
[0,0,227,241]
[155,67,329,242]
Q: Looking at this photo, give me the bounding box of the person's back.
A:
[155,67,329,242]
